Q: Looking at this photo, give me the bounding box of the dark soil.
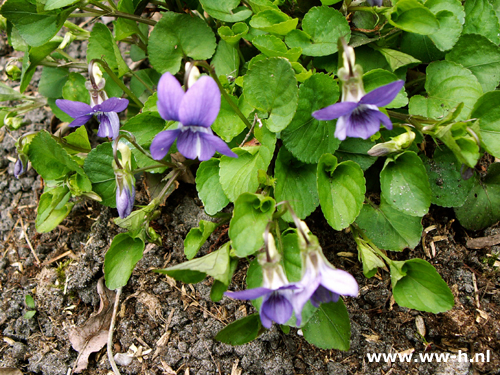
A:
[1,25,499,375]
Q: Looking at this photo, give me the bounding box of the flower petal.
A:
[150,129,181,160]
[261,292,293,325]
[97,112,120,139]
[373,110,393,130]
[157,72,184,122]
[291,268,320,326]
[312,101,358,121]
[224,287,272,300]
[345,107,384,140]
[96,97,129,113]
[68,115,93,128]
[310,285,340,307]
[199,132,237,160]
[334,116,349,141]
[116,185,135,219]
[177,129,216,160]
[360,80,405,107]
[179,76,220,127]
[56,99,93,118]
[319,267,359,297]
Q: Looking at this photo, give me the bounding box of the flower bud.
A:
[6,64,21,81]
[14,154,28,178]
[116,175,135,219]
[5,115,23,130]
[185,62,200,89]
[367,130,415,156]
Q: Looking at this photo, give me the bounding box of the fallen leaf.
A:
[68,277,115,373]
[0,369,23,375]
[467,233,500,249]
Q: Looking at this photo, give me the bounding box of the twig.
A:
[108,287,123,375]
[19,217,40,265]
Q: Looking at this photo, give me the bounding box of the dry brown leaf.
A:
[68,277,115,373]
[0,368,23,375]
[467,233,500,249]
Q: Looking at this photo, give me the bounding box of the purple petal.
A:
[179,76,220,127]
[224,287,272,300]
[176,129,215,160]
[68,115,93,128]
[310,285,340,308]
[344,107,385,140]
[319,267,359,297]
[157,72,184,122]
[116,185,135,219]
[261,292,293,326]
[150,129,181,160]
[373,110,393,130]
[312,101,358,121]
[199,132,238,160]
[97,112,120,139]
[334,116,349,141]
[291,270,320,326]
[96,97,129,113]
[360,80,405,107]
[56,99,92,118]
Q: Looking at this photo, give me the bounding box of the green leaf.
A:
[62,73,89,103]
[104,233,145,290]
[428,10,462,52]
[38,66,69,98]
[184,220,218,260]
[446,34,500,93]
[363,69,408,109]
[472,91,500,158]
[212,94,246,142]
[83,142,117,207]
[24,310,36,319]
[215,313,263,345]
[0,81,23,101]
[113,0,141,41]
[424,0,465,24]
[391,259,454,313]
[20,39,61,93]
[285,6,350,57]
[422,147,474,207]
[87,23,128,78]
[454,163,500,230]
[252,34,302,62]
[196,159,230,215]
[249,9,298,35]
[281,73,341,164]
[28,130,87,180]
[243,57,298,132]
[212,40,240,78]
[358,244,385,278]
[36,186,74,233]
[386,0,439,35]
[218,23,249,46]
[317,154,366,231]
[434,121,481,168]
[399,33,445,63]
[380,151,431,217]
[1,0,73,47]
[302,300,351,351]
[113,202,157,239]
[25,295,35,309]
[409,61,483,121]
[356,198,423,251]
[148,12,216,74]
[200,0,252,22]
[376,48,421,72]
[63,126,91,155]
[464,0,500,44]
[156,243,232,284]
[275,147,319,222]
[44,0,79,10]
[282,232,302,282]
[334,138,377,171]
[229,193,275,257]
[219,124,276,202]
[210,258,238,302]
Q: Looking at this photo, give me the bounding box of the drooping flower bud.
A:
[113,142,136,218]
[367,129,416,156]
[14,154,28,178]
[185,62,201,89]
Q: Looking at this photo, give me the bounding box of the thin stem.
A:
[55,49,78,63]
[158,169,182,200]
[193,61,254,130]
[79,6,157,25]
[239,114,258,147]
[133,164,169,173]
[107,287,122,375]
[92,59,143,108]
[128,70,154,94]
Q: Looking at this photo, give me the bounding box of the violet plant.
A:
[3,0,500,355]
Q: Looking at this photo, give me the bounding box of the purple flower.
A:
[55,97,129,139]
[116,183,135,219]
[14,156,27,178]
[312,80,405,141]
[367,0,383,6]
[292,248,358,325]
[150,73,237,161]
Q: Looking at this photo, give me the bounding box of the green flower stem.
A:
[133,165,169,173]
[91,59,143,108]
[157,168,182,201]
[79,6,157,26]
[352,224,392,264]
[128,70,154,94]
[63,21,91,38]
[194,60,254,130]
[55,49,78,62]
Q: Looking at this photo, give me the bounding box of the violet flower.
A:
[292,223,358,325]
[367,0,383,6]
[14,156,27,178]
[116,181,135,219]
[55,97,129,140]
[150,73,237,161]
[313,80,404,141]
[113,142,136,219]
